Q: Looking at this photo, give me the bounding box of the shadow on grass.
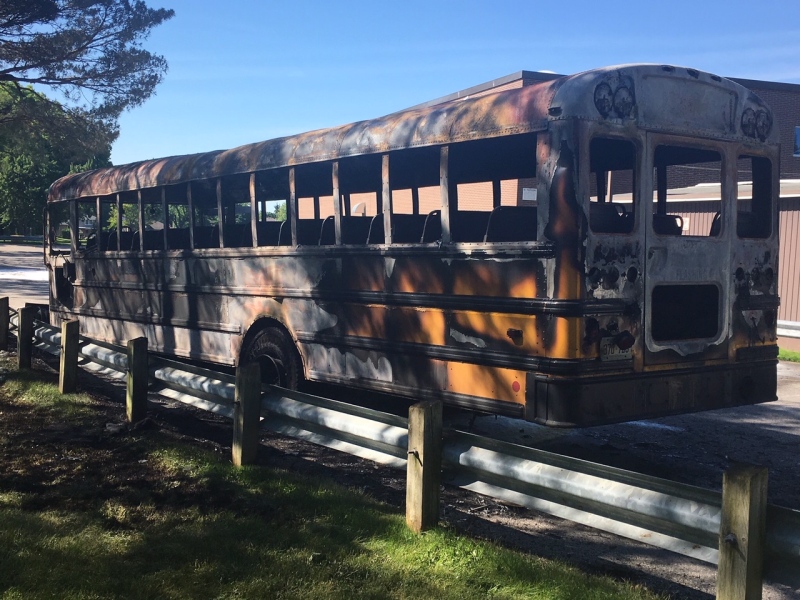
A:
[0,422,412,598]
[0,357,665,599]
[0,436,654,600]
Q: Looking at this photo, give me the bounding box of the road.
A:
[0,243,49,309]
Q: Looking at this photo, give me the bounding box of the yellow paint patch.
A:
[392,261,445,294]
[508,276,538,300]
[450,312,544,354]
[341,305,387,338]
[391,308,446,345]
[549,316,582,359]
[451,262,538,299]
[452,263,501,295]
[446,362,526,404]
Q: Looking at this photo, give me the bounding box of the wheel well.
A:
[239,317,303,370]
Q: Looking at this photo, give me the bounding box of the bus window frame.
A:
[647,134,730,240]
[582,131,642,237]
[375,136,541,249]
[69,138,541,256]
[735,150,776,240]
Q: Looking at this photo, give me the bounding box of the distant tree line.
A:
[0,0,174,235]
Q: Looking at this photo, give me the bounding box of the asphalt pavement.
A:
[0,243,49,309]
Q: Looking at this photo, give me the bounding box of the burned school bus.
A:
[46,64,780,426]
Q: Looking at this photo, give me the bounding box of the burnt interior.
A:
[653,146,721,237]
[589,137,636,234]
[63,133,542,252]
[651,284,719,341]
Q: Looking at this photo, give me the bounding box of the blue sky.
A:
[110,0,800,165]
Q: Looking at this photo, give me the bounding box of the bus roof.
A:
[49,64,775,202]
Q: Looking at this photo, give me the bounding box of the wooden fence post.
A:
[717,464,768,600]
[59,319,79,393]
[232,361,261,467]
[406,400,443,533]
[0,297,8,350]
[17,306,34,370]
[126,337,148,423]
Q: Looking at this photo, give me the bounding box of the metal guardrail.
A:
[777,319,800,339]
[263,388,409,468]
[443,430,721,562]
[23,318,800,588]
[443,432,800,585]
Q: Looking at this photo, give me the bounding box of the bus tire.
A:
[241,326,302,389]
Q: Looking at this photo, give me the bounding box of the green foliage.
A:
[274,201,287,221]
[262,201,287,221]
[167,204,190,229]
[0,0,175,120]
[0,84,112,234]
[106,202,166,233]
[0,1,173,234]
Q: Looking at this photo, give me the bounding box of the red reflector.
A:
[512,381,521,393]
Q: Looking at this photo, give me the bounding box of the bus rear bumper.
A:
[525,360,778,427]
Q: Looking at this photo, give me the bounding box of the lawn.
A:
[0,356,664,599]
[779,348,800,363]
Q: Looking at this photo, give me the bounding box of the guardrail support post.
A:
[126,337,148,423]
[17,306,34,370]
[406,400,442,533]
[717,464,768,600]
[232,362,261,467]
[0,297,8,350]
[59,319,79,393]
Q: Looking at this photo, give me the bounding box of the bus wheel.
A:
[242,326,302,389]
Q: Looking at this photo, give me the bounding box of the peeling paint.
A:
[449,328,487,348]
[283,299,338,333]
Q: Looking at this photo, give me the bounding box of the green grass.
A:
[779,348,800,363]
[0,358,665,600]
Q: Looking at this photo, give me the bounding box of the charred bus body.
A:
[47,64,779,426]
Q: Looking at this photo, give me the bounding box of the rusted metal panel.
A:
[332,162,342,245]
[382,154,392,244]
[215,179,225,248]
[550,65,778,145]
[49,65,775,206]
[48,81,557,202]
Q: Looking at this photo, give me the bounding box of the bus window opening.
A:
[589,138,636,234]
[737,155,772,239]
[653,146,722,237]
